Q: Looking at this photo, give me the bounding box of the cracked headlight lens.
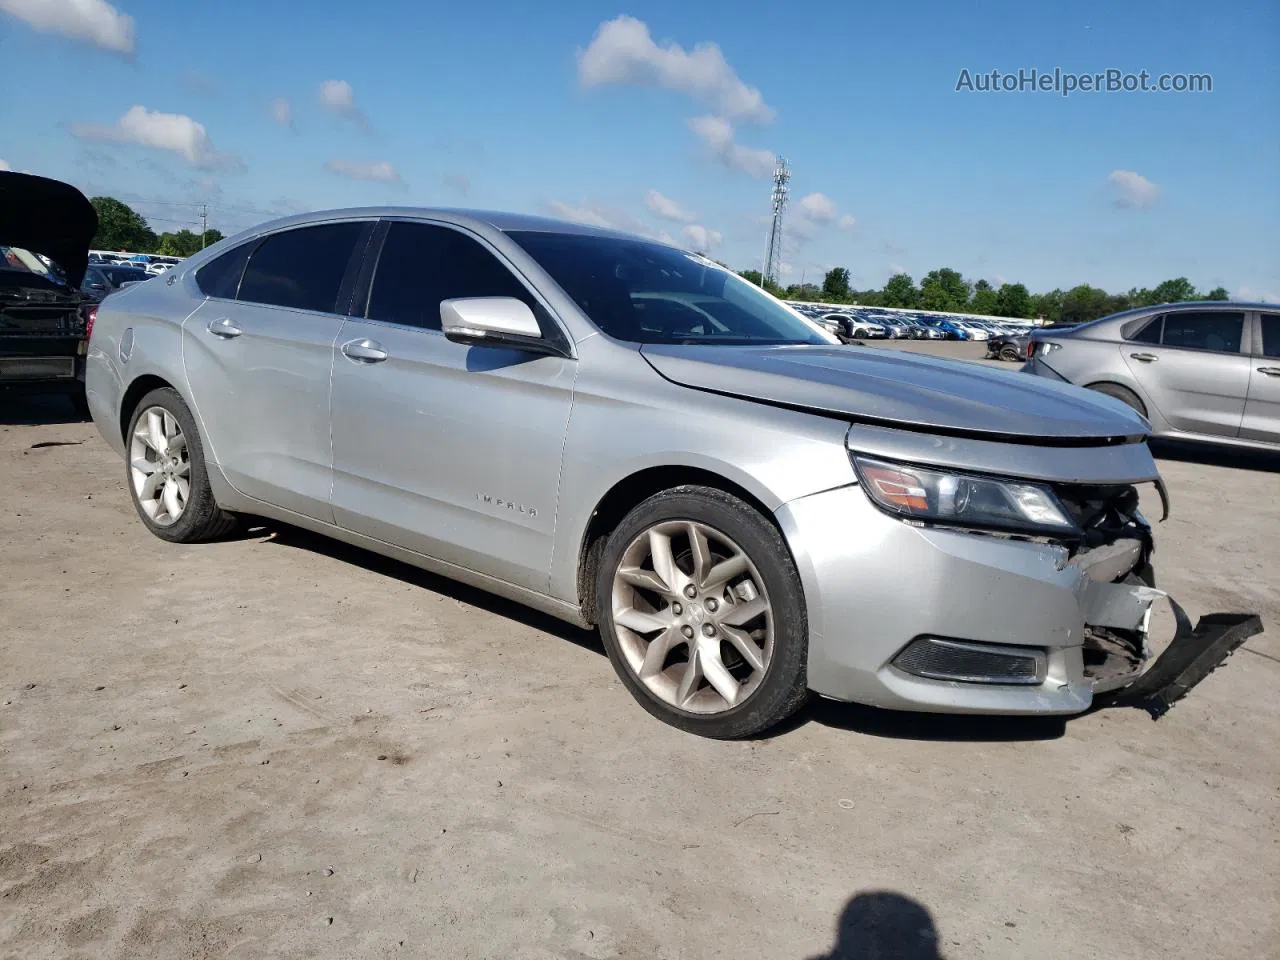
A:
[852,456,1079,537]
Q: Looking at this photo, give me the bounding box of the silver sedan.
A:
[1025,302,1279,450]
[84,208,1247,737]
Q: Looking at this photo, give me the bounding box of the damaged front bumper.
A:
[780,482,1262,717]
[1071,538,1262,716]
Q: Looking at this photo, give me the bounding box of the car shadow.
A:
[253,520,603,654]
[774,697,1066,742]
[804,891,946,960]
[236,519,1064,741]
[1150,438,1280,473]
[0,394,86,426]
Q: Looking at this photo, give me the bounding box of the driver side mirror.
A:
[440,297,567,357]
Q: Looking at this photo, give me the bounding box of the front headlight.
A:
[851,456,1079,537]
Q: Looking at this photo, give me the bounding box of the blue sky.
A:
[1,0,1277,298]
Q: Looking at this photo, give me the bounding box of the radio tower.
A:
[762,156,790,286]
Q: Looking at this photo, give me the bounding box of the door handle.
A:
[341,338,388,363]
[1259,367,1280,377]
[207,317,242,339]
[1129,352,1158,362]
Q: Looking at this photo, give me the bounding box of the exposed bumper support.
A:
[1107,599,1263,718]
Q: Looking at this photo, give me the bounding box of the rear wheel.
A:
[125,387,237,542]
[596,486,809,739]
[999,345,1021,362]
[1085,382,1147,418]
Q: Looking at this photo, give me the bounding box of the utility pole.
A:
[762,157,790,287]
[201,204,208,248]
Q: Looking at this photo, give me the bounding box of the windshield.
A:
[507,231,834,346]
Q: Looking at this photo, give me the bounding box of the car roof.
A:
[233,206,668,244]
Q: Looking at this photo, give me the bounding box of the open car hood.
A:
[0,173,97,288]
[639,343,1151,443]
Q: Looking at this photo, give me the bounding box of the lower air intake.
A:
[892,637,1046,685]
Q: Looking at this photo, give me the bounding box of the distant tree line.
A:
[90,196,223,257]
[740,266,1230,325]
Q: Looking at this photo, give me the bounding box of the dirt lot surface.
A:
[3,344,1278,960]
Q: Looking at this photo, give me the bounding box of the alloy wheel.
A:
[610,520,774,714]
[129,405,190,526]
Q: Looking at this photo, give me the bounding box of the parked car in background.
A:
[1024,301,1279,450]
[89,264,150,291]
[918,317,968,340]
[85,206,1248,737]
[0,172,98,417]
[986,331,1031,362]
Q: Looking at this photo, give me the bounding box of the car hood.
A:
[639,343,1149,443]
[0,173,97,287]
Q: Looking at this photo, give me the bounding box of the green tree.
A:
[1060,284,1112,324]
[822,267,852,302]
[785,283,822,301]
[1149,277,1199,304]
[1030,289,1064,323]
[919,267,970,312]
[881,273,919,308]
[90,196,157,252]
[852,288,883,307]
[201,228,224,248]
[970,279,998,315]
[994,282,1033,318]
[1202,286,1229,301]
[157,229,203,257]
[739,269,764,287]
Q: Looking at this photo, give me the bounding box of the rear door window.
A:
[238,222,367,313]
[1260,314,1280,359]
[1159,311,1244,353]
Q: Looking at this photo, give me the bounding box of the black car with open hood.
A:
[0,172,99,414]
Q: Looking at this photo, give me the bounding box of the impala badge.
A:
[476,493,537,518]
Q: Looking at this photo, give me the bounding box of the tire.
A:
[124,387,237,543]
[999,346,1021,362]
[595,485,810,738]
[1085,382,1147,418]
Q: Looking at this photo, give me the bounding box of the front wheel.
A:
[596,486,809,738]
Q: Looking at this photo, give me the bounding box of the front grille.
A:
[892,637,1046,685]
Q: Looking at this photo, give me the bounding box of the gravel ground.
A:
[2,347,1277,960]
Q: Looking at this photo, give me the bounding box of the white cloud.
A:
[1236,286,1279,303]
[687,115,774,178]
[544,200,670,242]
[797,192,836,224]
[887,263,907,277]
[578,16,774,123]
[443,173,469,196]
[0,159,9,171]
[837,213,857,231]
[645,189,696,224]
[269,97,293,129]
[324,159,402,184]
[1108,169,1159,209]
[0,0,134,55]
[319,80,369,129]
[71,106,243,171]
[682,224,723,251]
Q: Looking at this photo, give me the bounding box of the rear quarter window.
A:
[196,243,253,300]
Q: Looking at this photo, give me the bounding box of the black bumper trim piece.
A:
[1108,599,1263,718]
